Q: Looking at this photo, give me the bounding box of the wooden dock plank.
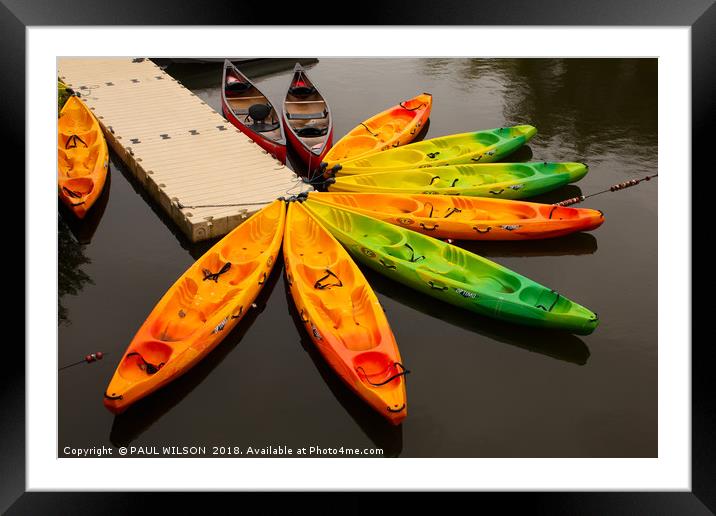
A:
[58,57,309,242]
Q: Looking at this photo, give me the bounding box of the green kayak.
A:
[303,198,599,335]
[327,162,588,199]
[328,125,537,176]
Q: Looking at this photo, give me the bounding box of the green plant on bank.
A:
[58,80,72,112]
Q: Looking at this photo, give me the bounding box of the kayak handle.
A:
[419,223,439,231]
[429,176,440,185]
[231,306,243,319]
[356,362,410,387]
[471,155,483,162]
[536,290,561,312]
[473,226,492,234]
[428,281,448,291]
[286,273,293,287]
[379,259,397,270]
[488,188,504,195]
[399,101,427,111]
[548,206,559,219]
[427,152,440,159]
[443,207,461,218]
[300,309,309,323]
[258,272,267,285]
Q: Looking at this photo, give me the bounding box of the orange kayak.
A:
[104,200,286,414]
[58,95,109,218]
[284,201,408,424]
[309,192,604,240]
[320,93,432,170]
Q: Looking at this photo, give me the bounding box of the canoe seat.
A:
[286,109,328,121]
[250,121,280,133]
[296,125,328,137]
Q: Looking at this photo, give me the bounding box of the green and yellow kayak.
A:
[327,125,537,176]
[327,162,588,199]
[304,198,599,335]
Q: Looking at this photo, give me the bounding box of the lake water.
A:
[58,58,657,458]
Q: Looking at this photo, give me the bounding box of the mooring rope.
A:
[554,174,658,207]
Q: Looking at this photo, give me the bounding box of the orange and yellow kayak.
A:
[58,95,109,218]
[104,200,286,414]
[309,192,604,240]
[321,93,432,170]
[284,201,408,424]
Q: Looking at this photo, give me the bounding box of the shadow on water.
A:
[108,257,283,447]
[281,272,404,457]
[504,144,533,162]
[109,150,223,259]
[58,167,112,245]
[58,216,94,326]
[362,267,591,366]
[459,231,598,259]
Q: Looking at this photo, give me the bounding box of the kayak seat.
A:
[519,286,571,312]
[286,110,328,121]
[354,351,400,385]
[61,177,94,197]
[118,340,173,381]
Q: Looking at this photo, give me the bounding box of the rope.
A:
[59,352,106,371]
[176,199,276,209]
[65,134,88,149]
[356,362,410,386]
[360,123,379,137]
[314,269,343,290]
[554,174,658,207]
[202,262,231,282]
[405,243,425,263]
[126,352,164,375]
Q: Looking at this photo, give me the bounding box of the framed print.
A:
[6,0,711,512]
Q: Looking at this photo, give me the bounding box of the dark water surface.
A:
[58,58,657,458]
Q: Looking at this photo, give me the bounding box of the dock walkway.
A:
[58,58,308,242]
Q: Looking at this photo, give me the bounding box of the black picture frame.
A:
[6,0,710,513]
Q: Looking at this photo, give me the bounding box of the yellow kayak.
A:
[284,201,408,424]
[321,93,432,170]
[327,125,536,176]
[104,200,286,414]
[58,96,109,219]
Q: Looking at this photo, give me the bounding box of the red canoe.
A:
[221,59,287,163]
[282,63,333,169]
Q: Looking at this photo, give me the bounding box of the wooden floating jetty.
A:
[58,58,309,242]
